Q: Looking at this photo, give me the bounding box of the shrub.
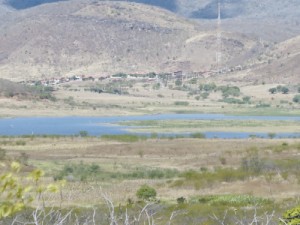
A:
[293,94,300,103]
[175,168,248,190]
[197,194,271,207]
[79,130,89,137]
[0,148,6,160]
[136,184,157,201]
[54,162,101,181]
[281,86,289,94]
[219,86,241,97]
[189,78,197,84]
[222,98,244,104]
[0,162,58,219]
[202,83,217,92]
[17,152,29,165]
[269,87,277,94]
[177,197,186,204]
[191,132,206,139]
[201,92,209,99]
[241,155,265,174]
[268,132,276,139]
[15,140,26,146]
[152,83,161,90]
[243,96,251,103]
[174,101,189,106]
[255,103,270,108]
[281,205,300,225]
[102,134,146,142]
[175,79,182,86]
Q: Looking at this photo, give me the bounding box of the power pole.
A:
[216,0,222,73]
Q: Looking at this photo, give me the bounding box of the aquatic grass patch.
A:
[118,119,300,133]
[101,134,147,142]
[190,132,206,139]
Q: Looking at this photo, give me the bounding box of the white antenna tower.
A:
[216,0,222,73]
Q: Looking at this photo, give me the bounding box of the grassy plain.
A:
[0,78,300,117]
[2,136,300,206]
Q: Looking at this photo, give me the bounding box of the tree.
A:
[293,94,300,103]
[79,130,89,137]
[203,83,217,92]
[189,78,197,85]
[269,87,277,94]
[175,79,182,86]
[136,184,157,201]
[268,132,276,139]
[281,86,289,94]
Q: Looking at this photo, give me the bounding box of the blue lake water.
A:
[0,114,300,139]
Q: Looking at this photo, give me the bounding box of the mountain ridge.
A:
[0,0,263,81]
[0,0,299,83]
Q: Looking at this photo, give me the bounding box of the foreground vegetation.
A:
[0,136,300,224]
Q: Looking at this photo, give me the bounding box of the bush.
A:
[281,205,300,225]
[175,168,249,190]
[241,155,265,174]
[268,132,276,139]
[136,185,157,201]
[197,194,271,207]
[243,96,251,103]
[79,130,89,137]
[201,92,209,99]
[17,152,29,165]
[269,87,277,94]
[0,148,6,160]
[222,98,244,104]
[281,86,289,94]
[54,162,101,181]
[175,79,182,86]
[201,83,217,92]
[0,162,56,219]
[15,140,26,146]
[190,132,206,139]
[293,94,300,103]
[174,101,189,106]
[269,85,290,94]
[102,134,146,142]
[219,86,241,97]
[177,197,186,204]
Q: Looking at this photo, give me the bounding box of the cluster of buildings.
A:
[20,65,246,87]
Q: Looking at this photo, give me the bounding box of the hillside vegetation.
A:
[0,78,55,100]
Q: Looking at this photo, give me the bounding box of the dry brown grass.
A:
[2,137,300,205]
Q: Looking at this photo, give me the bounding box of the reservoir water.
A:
[0,114,300,139]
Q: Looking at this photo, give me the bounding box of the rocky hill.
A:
[0,0,299,82]
[0,0,263,81]
[248,35,300,83]
[2,0,299,42]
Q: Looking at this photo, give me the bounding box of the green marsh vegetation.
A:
[118,119,300,133]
